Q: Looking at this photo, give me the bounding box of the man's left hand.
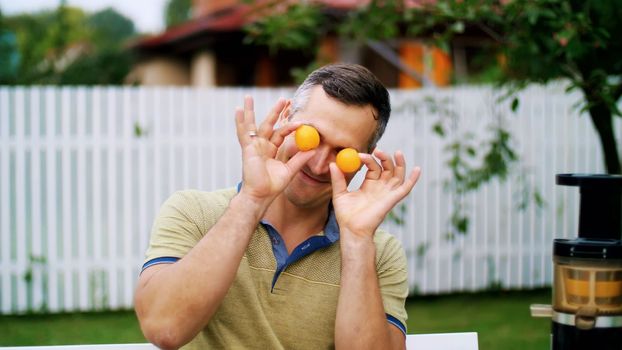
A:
[330,149,421,241]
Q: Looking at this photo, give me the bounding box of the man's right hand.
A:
[234,95,315,210]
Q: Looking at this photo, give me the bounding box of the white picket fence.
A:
[0,84,615,314]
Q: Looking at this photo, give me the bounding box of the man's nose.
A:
[308,144,333,175]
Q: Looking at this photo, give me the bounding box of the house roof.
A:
[131,6,250,51]
[130,1,368,53]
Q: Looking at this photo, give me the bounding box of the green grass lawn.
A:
[0,311,146,346]
[0,289,551,349]
[406,288,551,350]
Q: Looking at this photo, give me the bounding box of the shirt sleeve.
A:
[143,190,212,266]
[143,188,237,270]
[374,231,409,335]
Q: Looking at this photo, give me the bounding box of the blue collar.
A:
[237,182,340,291]
[261,212,339,292]
[323,208,340,243]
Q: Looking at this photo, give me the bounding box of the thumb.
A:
[329,162,348,198]
[285,150,316,175]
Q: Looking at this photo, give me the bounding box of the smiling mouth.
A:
[300,169,330,184]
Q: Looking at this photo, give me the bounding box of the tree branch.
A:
[365,40,435,87]
[614,82,622,103]
[560,63,583,83]
[476,23,504,43]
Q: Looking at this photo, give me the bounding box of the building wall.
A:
[191,51,216,87]
[126,58,191,86]
[399,41,452,88]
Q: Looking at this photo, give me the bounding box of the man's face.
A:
[276,85,378,209]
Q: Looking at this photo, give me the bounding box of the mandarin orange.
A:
[336,148,361,173]
[295,125,320,151]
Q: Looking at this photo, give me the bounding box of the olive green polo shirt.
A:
[142,187,409,349]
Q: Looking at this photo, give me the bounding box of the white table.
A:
[0,332,479,350]
[407,332,479,350]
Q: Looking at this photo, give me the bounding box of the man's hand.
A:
[329,149,421,240]
[235,95,315,208]
[332,149,419,350]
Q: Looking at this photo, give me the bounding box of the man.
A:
[135,63,421,349]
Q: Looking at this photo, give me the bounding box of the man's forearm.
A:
[335,235,401,350]
[135,193,268,349]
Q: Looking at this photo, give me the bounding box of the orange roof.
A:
[132,6,250,50]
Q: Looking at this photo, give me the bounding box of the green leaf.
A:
[466,147,477,157]
[134,122,144,137]
[451,213,469,234]
[451,21,465,34]
[23,269,33,283]
[534,190,545,208]
[432,122,445,137]
[511,97,519,112]
[416,242,429,257]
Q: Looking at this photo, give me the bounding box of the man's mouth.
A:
[300,169,330,184]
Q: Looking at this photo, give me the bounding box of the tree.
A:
[62,7,138,85]
[58,49,133,85]
[5,6,90,83]
[407,0,622,174]
[0,9,20,83]
[165,0,192,28]
[496,0,622,174]
[87,7,136,49]
[3,5,136,85]
[246,0,622,174]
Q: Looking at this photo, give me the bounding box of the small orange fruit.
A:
[295,125,320,151]
[336,148,361,173]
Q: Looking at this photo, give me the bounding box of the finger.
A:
[400,167,422,195]
[237,95,263,147]
[373,149,394,179]
[360,153,381,180]
[285,149,317,176]
[329,162,348,197]
[393,150,406,182]
[235,106,249,146]
[270,120,304,148]
[244,95,258,130]
[258,98,286,138]
[386,167,421,205]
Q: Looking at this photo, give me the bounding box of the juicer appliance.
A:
[531,174,622,349]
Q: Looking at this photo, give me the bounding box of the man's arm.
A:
[135,96,314,350]
[135,192,269,349]
[336,235,406,350]
[331,149,420,350]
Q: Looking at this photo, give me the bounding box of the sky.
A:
[0,0,168,34]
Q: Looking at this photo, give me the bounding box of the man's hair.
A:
[290,63,391,151]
